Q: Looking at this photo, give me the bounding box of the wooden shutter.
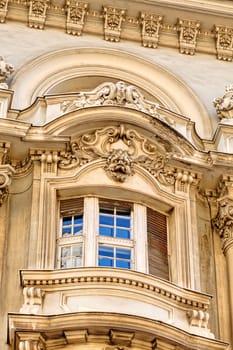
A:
[99,198,132,211]
[147,207,169,280]
[60,197,84,216]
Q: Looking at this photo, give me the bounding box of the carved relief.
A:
[213,199,233,240]
[30,150,60,173]
[0,0,9,23]
[28,0,50,29]
[0,55,14,89]
[177,19,200,55]
[61,81,160,119]
[0,142,15,206]
[20,287,45,314]
[66,1,88,36]
[213,85,233,120]
[215,25,233,61]
[140,13,163,48]
[103,6,125,42]
[187,309,209,328]
[59,124,177,185]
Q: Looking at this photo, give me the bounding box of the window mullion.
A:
[133,203,148,273]
[84,197,98,266]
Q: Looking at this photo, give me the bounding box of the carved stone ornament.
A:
[59,124,176,185]
[0,142,15,206]
[0,0,9,23]
[177,19,200,55]
[66,1,88,36]
[20,287,45,314]
[140,13,163,49]
[103,6,125,42]
[61,81,160,119]
[0,55,14,89]
[187,309,209,328]
[213,198,233,240]
[215,25,233,61]
[28,0,50,29]
[213,85,233,120]
[16,333,45,350]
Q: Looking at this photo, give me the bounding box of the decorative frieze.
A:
[0,0,9,23]
[66,1,88,36]
[140,13,163,48]
[177,19,200,55]
[214,85,233,120]
[0,55,14,89]
[28,0,50,29]
[20,287,45,314]
[103,6,125,42]
[215,25,233,62]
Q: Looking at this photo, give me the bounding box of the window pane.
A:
[73,225,83,235]
[100,208,114,215]
[61,258,72,268]
[98,257,114,267]
[116,228,130,239]
[62,216,72,226]
[116,217,130,228]
[74,215,83,225]
[116,260,131,269]
[116,248,131,260]
[99,214,114,226]
[99,246,114,257]
[99,226,114,237]
[61,246,71,257]
[62,227,72,236]
[72,245,82,257]
[73,257,82,267]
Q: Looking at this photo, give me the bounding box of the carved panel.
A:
[213,85,233,120]
[0,0,9,23]
[28,0,50,29]
[140,13,163,48]
[177,19,200,55]
[0,142,15,206]
[215,25,233,61]
[103,6,125,42]
[66,1,88,36]
[0,55,14,89]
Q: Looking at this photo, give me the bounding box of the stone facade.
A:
[1,1,233,350]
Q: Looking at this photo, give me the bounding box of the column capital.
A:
[16,332,45,350]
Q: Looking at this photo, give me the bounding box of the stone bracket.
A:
[103,6,126,42]
[140,12,163,48]
[0,0,9,23]
[215,25,233,61]
[28,0,50,29]
[177,19,200,55]
[66,1,88,36]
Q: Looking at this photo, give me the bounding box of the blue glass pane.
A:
[99,214,114,226]
[116,260,131,269]
[73,225,83,235]
[99,226,114,237]
[99,246,114,257]
[116,228,130,239]
[74,215,83,225]
[98,257,114,267]
[63,216,72,225]
[62,227,72,236]
[116,248,131,260]
[116,217,130,228]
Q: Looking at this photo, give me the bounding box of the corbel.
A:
[28,0,50,29]
[109,330,134,347]
[186,309,209,328]
[177,19,200,55]
[0,0,9,23]
[30,149,60,174]
[140,13,163,49]
[16,332,45,350]
[103,6,126,42]
[65,1,88,36]
[215,25,233,62]
[20,286,45,314]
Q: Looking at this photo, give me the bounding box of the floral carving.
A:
[66,1,88,36]
[215,25,233,61]
[213,85,233,120]
[0,55,14,89]
[61,81,160,120]
[0,0,9,23]
[28,0,49,29]
[105,149,134,182]
[177,19,200,55]
[213,199,233,240]
[103,6,125,42]
[141,13,163,48]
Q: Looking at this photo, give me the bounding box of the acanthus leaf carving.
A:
[213,85,233,121]
[177,19,200,55]
[103,6,126,42]
[140,12,163,49]
[28,0,50,29]
[0,0,9,23]
[215,25,233,62]
[61,81,164,122]
[66,1,88,36]
[0,55,14,89]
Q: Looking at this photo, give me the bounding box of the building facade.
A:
[1,0,233,349]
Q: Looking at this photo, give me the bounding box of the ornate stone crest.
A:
[213,85,233,120]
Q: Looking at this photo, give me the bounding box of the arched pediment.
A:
[11,47,211,138]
